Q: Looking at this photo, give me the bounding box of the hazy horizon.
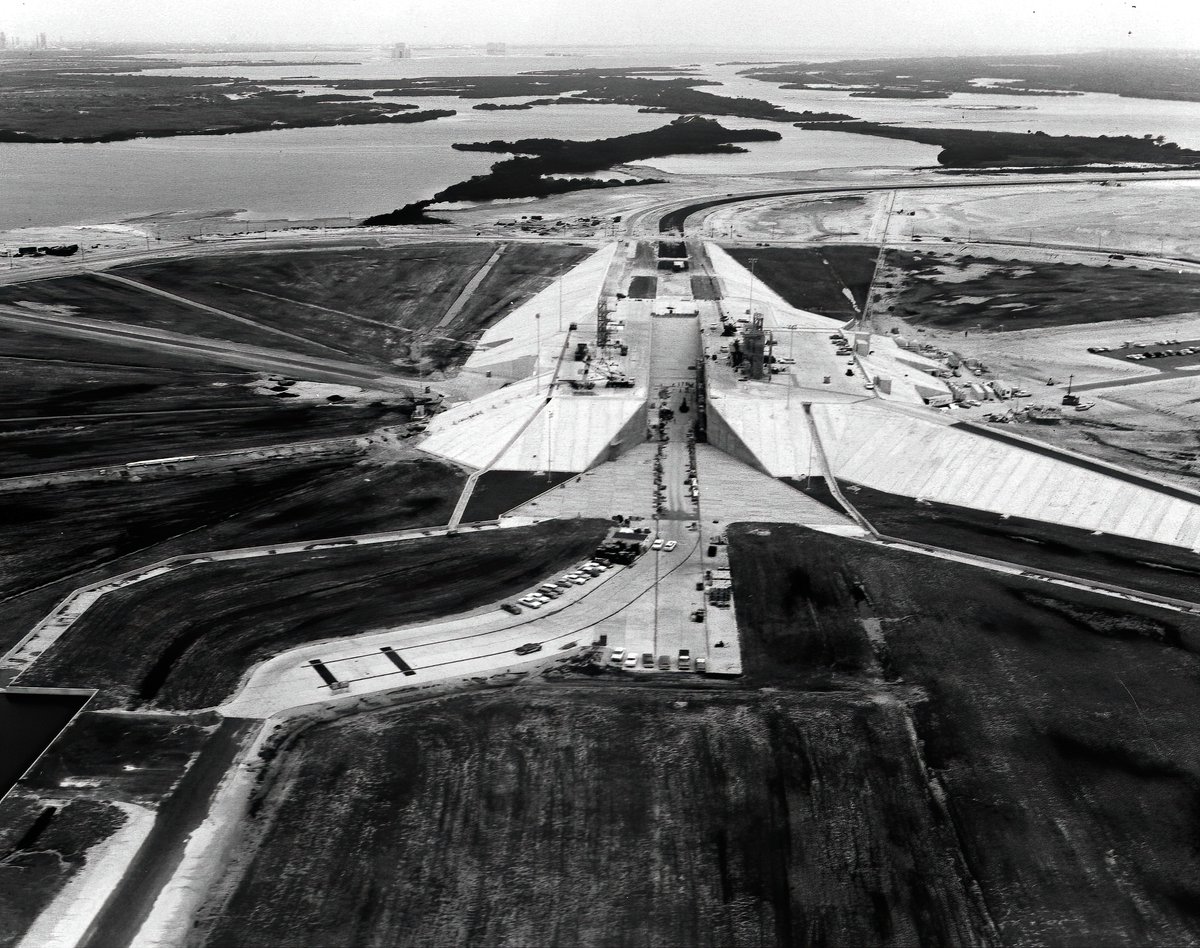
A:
[3,0,1197,54]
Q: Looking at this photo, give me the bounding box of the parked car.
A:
[651,538,664,551]
[657,655,672,670]
[609,648,626,665]
[642,653,655,668]
[623,654,639,669]
[663,540,678,552]
[514,642,542,655]
[678,648,691,670]
[695,657,707,673]
[501,603,522,615]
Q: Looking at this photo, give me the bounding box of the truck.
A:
[677,648,691,670]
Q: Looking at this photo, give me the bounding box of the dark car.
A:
[514,642,543,655]
[501,603,522,615]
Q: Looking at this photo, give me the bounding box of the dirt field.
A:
[706,193,888,244]
[729,524,1200,944]
[20,520,608,710]
[725,245,877,318]
[120,245,497,367]
[199,687,990,948]
[0,274,337,358]
[878,250,1200,331]
[1006,394,1200,487]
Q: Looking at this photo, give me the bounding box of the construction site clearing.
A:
[5,178,1200,948]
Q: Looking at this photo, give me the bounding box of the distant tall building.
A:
[486,42,507,55]
[0,33,7,50]
[390,42,411,59]
[38,32,47,49]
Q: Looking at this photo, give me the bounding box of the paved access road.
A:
[219,540,697,718]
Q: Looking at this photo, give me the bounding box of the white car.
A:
[663,540,678,552]
[623,654,639,669]
[609,648,626,665]
[519,597,542,609]
[651,538,664,551]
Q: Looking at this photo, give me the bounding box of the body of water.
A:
[3,46,1198,231]
[0,691,89,798]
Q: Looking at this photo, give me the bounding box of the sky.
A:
[3,0,1197,52]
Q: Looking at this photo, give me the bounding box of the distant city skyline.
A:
[2,0,1196,53]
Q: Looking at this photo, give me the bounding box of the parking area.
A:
[1092,338,1200,370]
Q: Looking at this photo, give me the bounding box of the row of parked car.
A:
[1123,347,1199,361]
[608,647,706,673]
[504,560,615,613]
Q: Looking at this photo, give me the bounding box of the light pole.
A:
[747,257,758,318]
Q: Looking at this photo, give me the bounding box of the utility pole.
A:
[558,275,564,331]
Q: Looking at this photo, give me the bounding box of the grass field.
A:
[725,245,877,317]
[120,245,498,368]
[458,470,572,521]
[0,455,463,605]
[0,455,465,658]
[729,524,1200,944]
[0,358,266,419]
[0,324,271,374]
[426,244,591,368]
[20,520,608,710]
[879,251,1200,331]
[200,688,990,947]
[0,400,411,477]
[0,274,338,358]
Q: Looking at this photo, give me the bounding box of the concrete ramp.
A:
[697,446,851,528]
[814,401,1200,550]
[421,376,548,469]
[464,242,617,380]
[704,243,844,331]
[491,394,646,472]
[706,384,1200,550]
